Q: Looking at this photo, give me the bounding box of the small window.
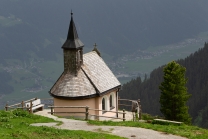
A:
[77,50,82,64]
[110,95,112,107]
[102,98,106,113]
[109,94,115,110]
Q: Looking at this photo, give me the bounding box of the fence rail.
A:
[118,98,142,120]
[88,114,125,120]
[49,106,86,108]
[88,108,125,114]
[5,98,37,111]
[48,106,126,121]
[4,97,141,121]
[118,104,132,107]
[5,97,51,113]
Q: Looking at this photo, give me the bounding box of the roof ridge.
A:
[83,51,97,56]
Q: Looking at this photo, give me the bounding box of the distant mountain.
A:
[1,0,208,62]
[119,42,208,128]
[1,0,208,109]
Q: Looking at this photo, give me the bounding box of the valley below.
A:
[0,31,208,109]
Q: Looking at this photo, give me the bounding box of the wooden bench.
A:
[25,99,44,113]
[152,119,183,125]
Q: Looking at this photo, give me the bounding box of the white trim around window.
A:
[102,96,108,114]
[109,93,115,110]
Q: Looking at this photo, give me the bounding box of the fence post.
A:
[123,109,125,121]
[50,106,53,115]
[138,99,142,120]
[21,101,24,110]
[117,96,120,117]
[30,100,33,113]
[85,106,89,120]
[5,103,8,111]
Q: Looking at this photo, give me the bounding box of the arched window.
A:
[109,93,115,110]
[77,50,81,64]
[110,95,113,108]
[102,98,105,113]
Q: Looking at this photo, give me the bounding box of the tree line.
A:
[119,42,208,128]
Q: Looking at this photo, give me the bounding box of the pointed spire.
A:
[67,11,77,40]
[62,11,84,49]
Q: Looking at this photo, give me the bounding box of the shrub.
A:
[12,109,30,117]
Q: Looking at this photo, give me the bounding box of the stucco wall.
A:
[99,90,118,120]
[53,90,118,120]
[54,97,99,119]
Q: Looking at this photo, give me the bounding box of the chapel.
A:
[49,12,121,119]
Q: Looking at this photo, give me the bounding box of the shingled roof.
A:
[49,12,120,99]
[50,51,121,99]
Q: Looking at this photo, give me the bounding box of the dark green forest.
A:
[119,42,208,128]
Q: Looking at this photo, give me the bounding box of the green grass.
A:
[88,120,208,139]
[0,109,125,139]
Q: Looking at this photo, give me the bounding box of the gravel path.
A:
[32,110,187,139]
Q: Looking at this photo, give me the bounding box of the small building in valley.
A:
[49,12,121,119]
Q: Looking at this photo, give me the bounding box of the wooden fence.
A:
[118,98,142,120]
[4,97,141,121]
[5,97,37,111]
[40,98,54,108]
[48,106,126,121]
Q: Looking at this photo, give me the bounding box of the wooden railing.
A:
[4,97,141,121]
[5,98,37,111]
[88,108,126,121]
[118,98,142,120]
[40,98,54,108]
[48,106,126,121]
[5,98,53,111]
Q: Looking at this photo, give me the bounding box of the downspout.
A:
[116,88,120,117]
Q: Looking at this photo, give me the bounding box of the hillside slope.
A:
[1,0,208,108]
[119,42,208,128]
[1,0,208,61]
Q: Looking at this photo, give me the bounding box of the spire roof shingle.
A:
[62,12,84,49]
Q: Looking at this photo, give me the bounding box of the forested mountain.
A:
[1,0,208,109]
[119,42,208,128]
[1,0,208,62]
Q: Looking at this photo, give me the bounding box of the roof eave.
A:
[98,85,121,97]
[49,91,100,100]
[62,39,84,49]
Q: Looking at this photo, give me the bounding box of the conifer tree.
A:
[159,61,191,124]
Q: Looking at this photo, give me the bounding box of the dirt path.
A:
[32,110,187,139]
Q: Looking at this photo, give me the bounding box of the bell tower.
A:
[62,12,84,75]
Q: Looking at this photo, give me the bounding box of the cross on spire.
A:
[94,43,97,48]
[92,43,101,57]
